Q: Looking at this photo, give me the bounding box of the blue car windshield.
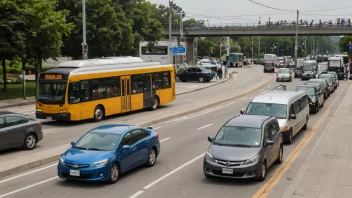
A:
[214,127,261,147]
[74,132,121,151]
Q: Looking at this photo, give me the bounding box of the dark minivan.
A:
[204,115,283,181]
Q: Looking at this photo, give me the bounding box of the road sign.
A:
[171,46,186,55]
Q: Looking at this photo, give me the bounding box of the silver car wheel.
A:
[110,165,119,181]
[261,164,266,178]
[26,135,36,149]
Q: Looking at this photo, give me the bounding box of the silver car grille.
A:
[215,159,243,166]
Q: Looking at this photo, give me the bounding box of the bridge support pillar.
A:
[185,37,197,65]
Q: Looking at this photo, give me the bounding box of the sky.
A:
[151,0,352,25]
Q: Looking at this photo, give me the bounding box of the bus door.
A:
[121,76,131,113]
[143,74,152,108]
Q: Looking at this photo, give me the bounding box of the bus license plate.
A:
[222,168,233,174]
[70,170,80,176]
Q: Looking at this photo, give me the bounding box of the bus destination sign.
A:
[45,74,63,80]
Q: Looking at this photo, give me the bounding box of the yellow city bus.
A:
[35,57,176,121]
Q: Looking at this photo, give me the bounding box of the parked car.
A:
[276,68,292,82]
[203,115,283,181]
[296,84,324,114]
[176,66,213,83]
[322,71,339,87]
[303,83,325,107]
[319,74,335,93]
[0,111,43,151]
[241,91,309,144]
[57,124,160,184]
[307,79,330,99]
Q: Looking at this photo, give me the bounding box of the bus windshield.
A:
[37,81,67,104]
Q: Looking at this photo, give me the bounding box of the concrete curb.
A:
[0,72,236,110]
[0,74,273,179]
[176,71,236,96]
[0,100,36,110]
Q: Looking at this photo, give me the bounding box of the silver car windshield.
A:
[214,127,261,147]
[296,87,315,96]
[245,102,287,119]
[278,68,290,74]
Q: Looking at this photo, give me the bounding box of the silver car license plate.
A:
[69,170,80,176]
[222,168,233,174]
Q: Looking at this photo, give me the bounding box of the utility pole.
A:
[251,37,254,61]
[258,36,261,58]
[305,37,307,56]
[220,38,222,59]
[82,0,88,59]
[226,37,230,56]
[168,0,173,64]
[294,10,299,68]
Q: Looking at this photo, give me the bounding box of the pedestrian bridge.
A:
[166,25,352,37]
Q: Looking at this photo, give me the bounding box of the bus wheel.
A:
[93,106,104,122]
[151,97,159,111]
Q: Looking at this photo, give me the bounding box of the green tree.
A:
[24,0,73,81]
[58,0,133,59]
[339,36,352,53]
[183,18,204,28]
[0,0,27,92]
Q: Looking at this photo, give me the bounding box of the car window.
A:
[245,102,287,119]
[0,118,5,129]
[5,116,28,127]
[120,132,137,148]
[131,129,149,142]
[273,122,280,137]
[214,126,261,147]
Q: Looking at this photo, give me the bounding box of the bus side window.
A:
[69,83,81,104]
[81,81,91,101]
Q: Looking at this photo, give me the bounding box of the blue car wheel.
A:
[146,148,157,167]
[108,163,120,184]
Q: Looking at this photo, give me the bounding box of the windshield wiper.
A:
[87,148,105,151]
[73,146,87,150]
[231,144,253,148]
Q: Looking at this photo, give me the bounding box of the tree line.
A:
[0,0,185,92]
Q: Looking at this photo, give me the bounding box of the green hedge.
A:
[0,66,55,75]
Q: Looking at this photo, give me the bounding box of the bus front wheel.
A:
[93,105,104,122]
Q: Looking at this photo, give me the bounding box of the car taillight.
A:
[156,133,159,140]
[38,122,42,127]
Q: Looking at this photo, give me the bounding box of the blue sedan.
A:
[57,124,160,184]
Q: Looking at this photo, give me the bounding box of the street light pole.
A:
[169,0,172,64]
[82,0,88,59]
[294,10,299,68]
[258,36,261,58]
[251,37,254,61]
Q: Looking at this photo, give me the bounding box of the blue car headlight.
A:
[205,151,215,162]
[242,155,259,165]
[91,159,109,167]
[59,157,64,164]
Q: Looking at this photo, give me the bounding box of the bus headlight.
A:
[37,109,41,112]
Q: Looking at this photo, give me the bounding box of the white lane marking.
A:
[143,153,205,190]
[43,128,64,134]
[129,190,144,198]
[159,138,170,143]
[231,77,251,90]
[0,176,58,198]
[153,126,162,130]
[197,124,213,130]
[0,164,57,185]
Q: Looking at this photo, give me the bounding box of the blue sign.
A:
[349,45,352,52]
[171,46,186,55]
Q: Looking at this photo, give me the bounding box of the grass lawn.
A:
[0,82,36,100]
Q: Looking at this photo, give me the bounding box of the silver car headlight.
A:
[242,155,259,165]
[205,151,215,162]
[91,159,109,167]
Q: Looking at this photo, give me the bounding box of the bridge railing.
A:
[163,23,352,31]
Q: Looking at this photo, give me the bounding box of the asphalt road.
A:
[0,69,347,198]
[0,66,265,158]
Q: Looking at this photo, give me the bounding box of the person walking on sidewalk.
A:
[217,65,222,79]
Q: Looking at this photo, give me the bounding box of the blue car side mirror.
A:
[70,141,75,146]
[122,145,130,151]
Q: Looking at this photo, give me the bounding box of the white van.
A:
[264,54,279,66]
[241,91,309,144]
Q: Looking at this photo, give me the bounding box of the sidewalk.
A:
[268,83,352,198]
[0,72,232,109]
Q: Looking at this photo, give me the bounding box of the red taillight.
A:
[38,122,42,127]
[156,133,159,140]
